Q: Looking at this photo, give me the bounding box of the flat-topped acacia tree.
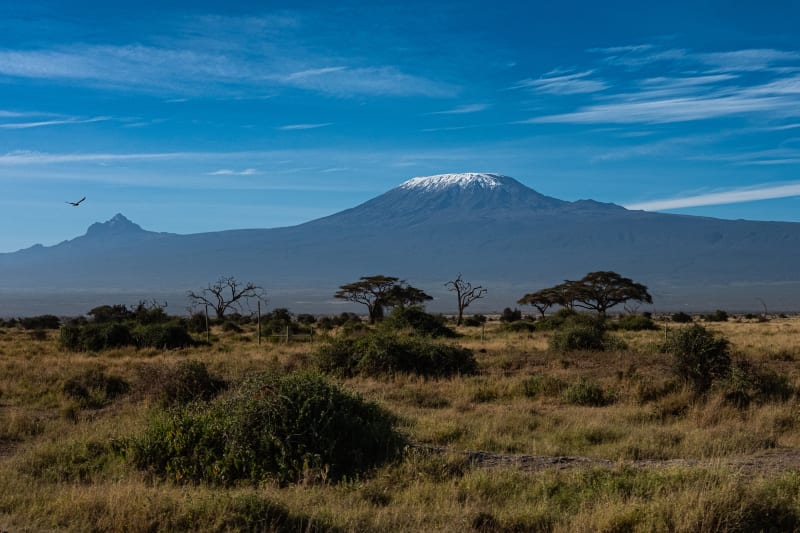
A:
[519,271,652,318]
[335,275,431,323]
[568,271,652,317]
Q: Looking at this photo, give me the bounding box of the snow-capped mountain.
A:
[1,173,800,315]
[400,173,510,191]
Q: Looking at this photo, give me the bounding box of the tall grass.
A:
[0,318,798,530]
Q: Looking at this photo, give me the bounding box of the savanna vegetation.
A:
[0,295,799,531]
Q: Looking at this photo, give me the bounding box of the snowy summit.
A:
[399,173,508,192]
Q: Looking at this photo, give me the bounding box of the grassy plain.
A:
[0,315,799,531]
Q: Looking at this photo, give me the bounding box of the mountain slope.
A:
[1,173,799,315]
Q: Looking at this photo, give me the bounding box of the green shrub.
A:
[562,378,611,406]
[671,311,692,323]
[187,312,209,334]
[534,308,579,331]
[315,332,477,378]
[88,304,132,323]
[500,307,522,323]
[127,372,405,484]
[703,309,729,322]
[381,306,457,338]
[665,324,731,393]
[720,358,794,408]
[60,322,134,351]
[133,322,195,349]
[62,367,129,409]
[549,314,607,352]
[610,314,657,331]
[19,314,61,330]
[463,314,487,327]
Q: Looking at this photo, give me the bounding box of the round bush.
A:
[381,306,457,338]
[665,324,731,393]
[316,332,477,378]
[671,311,692,323]
[134,322,195,349]
[550,326,604,351]
[128,372,405,484]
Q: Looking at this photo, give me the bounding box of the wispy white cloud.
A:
[0,150,198,165]
[698,49,800,72]
[207,168,259,175]
[592,47,688,68]
[513,70,607,95]
[0,116,110,129]
[626,182,800,211]
[526,72,800,124]
[278,123,332,130]
[429,103,490,115]
[277,66,455,97]
[282,67,347,81]
[0,16,455,98]
[421,124,480,132]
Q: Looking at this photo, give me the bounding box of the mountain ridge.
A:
[1,172,799,316]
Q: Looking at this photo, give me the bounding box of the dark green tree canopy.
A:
[334,275,431,323]
[519,271,652,318]
[517,286,561,318]
[568,271,652,316]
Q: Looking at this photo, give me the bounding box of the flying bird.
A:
[66,197,86,206]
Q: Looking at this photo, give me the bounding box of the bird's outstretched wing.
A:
[66,197,86,206]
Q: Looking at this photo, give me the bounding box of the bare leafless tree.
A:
[187,276,267,320]
[445,273,487,326]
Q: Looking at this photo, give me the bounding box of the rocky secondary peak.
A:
[399,172,513,192]
[86,213,145,236]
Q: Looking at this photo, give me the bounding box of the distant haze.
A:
[1,173,799,317]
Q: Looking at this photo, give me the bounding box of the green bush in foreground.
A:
[666,324,731,394]
[127,372,405,485]
[315,332,477,378]
[549,314,607,352]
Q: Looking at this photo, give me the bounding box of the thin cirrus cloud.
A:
[0,41,453,98]
[429,103,490,115]
[0,116,111,129]
[625,182,800,211]
[512,70,608,95]
[527,92,800,124]
[523,44,800,125]
[207,168,259,176]
[278,123,332,131]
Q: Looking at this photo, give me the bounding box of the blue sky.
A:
[1,0,800,252]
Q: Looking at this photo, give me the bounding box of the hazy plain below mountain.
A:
[2,173,799,316]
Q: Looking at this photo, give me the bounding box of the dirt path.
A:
[416,444,800,476]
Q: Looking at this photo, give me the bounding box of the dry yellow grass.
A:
[0,316,798,531]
